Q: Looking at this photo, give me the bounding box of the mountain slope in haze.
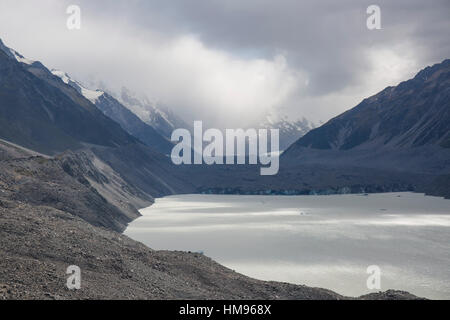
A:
[51,70,174,155]
[283,59,450,176]
[260,115,314,151]
[120,87,193,138]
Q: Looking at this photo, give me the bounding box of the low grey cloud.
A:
[0,0,449,127]
[120,0,450,93]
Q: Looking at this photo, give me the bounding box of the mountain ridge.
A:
[285,59,450,152]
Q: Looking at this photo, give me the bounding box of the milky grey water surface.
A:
[124,192,450,299]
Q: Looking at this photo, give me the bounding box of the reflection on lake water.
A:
[125,192,450,299]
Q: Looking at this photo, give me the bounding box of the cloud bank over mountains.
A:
[0,0,449,128]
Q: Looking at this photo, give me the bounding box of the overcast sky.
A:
[0,0,449,127]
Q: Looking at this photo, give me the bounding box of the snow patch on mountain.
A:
[0,39,35,65]
[10,49,34,65]
[51,69,104,103]
[80,87,104,103]
[51,70,70,84]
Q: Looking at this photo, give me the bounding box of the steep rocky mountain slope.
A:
[93,93,174,155]
[120,87,192,139]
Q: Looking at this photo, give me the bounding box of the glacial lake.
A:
[124,192,450,299]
